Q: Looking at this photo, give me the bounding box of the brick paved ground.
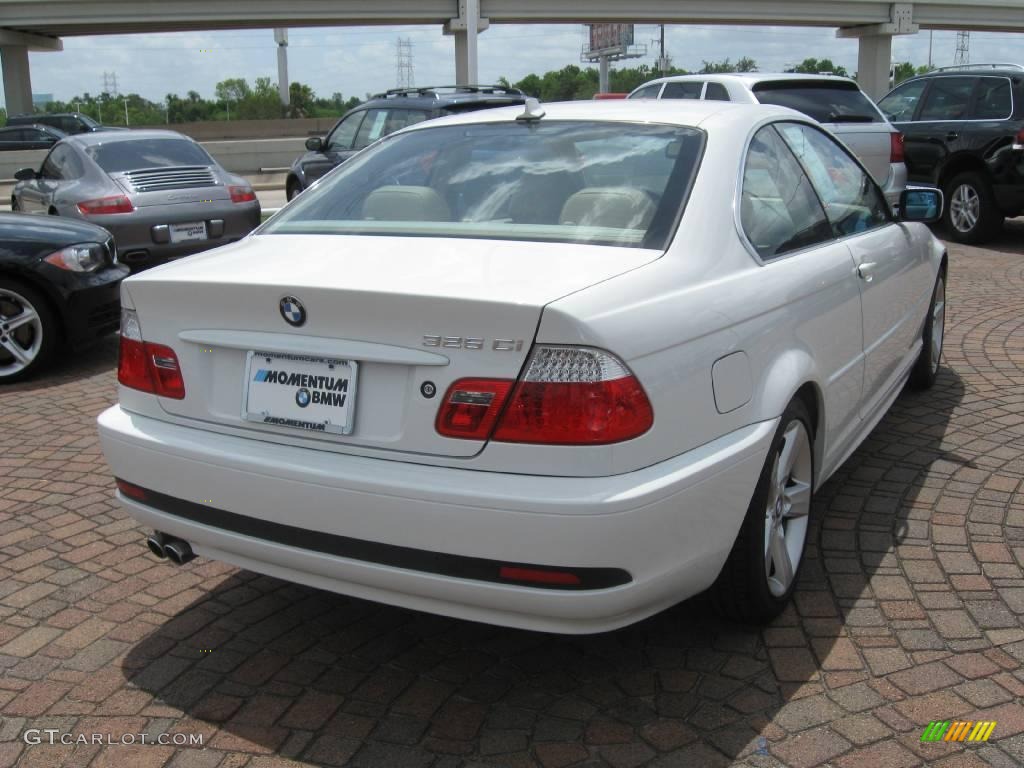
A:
[1,227,1024,768]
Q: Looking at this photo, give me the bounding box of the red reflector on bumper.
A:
[116,479,148,501]
[498,566,582,586]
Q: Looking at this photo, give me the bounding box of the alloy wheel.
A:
[763,420,813,597]
[0,288,44,377]
[950,183,980,234]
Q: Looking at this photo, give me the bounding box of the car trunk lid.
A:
[125,233,660,458]
[111,166,227,207]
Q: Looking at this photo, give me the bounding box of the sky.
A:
[5,23,1024,107]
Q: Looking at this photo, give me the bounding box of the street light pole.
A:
[123,97,129,126]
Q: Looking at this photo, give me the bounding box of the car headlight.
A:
[43,243,105,272]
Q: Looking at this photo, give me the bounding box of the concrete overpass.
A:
[3,0,1024,113]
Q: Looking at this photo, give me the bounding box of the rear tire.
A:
[909,272,945,390]
[0,278,59,384]
[711,399,815,623]
[944,171,1002,244]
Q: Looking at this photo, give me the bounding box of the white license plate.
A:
[243,352,357,435]
[169,221,207,243]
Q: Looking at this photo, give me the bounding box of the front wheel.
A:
[711,399,815,623]
[0,279,58,383]
[909,273,945,390]
[286,179,302,202]
[944,172,1002,244]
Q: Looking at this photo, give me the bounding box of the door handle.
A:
[857,262,877,282]
[946,131,959,141]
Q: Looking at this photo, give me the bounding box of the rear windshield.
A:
[85,138,213,172]
[264,120,704,249]
[752,81,883,124]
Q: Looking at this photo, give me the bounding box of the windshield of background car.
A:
[752,81,884,123]
[86,138,214,172]
[264,120,705,249]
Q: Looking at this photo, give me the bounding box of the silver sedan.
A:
[12,130,260,271]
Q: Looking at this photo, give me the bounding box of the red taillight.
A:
[77,195,134,215]
[435,378,513,440]
[229,185,257,203]
[117,308,185,399]
[1015,128,1024,147]
[494,378,653,445]
[498,566,582,586]
[435,346,653,445]
[890,132,905,164]
[115,479,148,501]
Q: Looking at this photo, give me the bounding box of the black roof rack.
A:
[370,84,526,99]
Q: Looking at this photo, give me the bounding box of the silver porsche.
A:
[12,130,261,271]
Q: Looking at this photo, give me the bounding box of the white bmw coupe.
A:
[98,99,946,633]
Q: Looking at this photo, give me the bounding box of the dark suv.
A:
[6,112,120,136]
[286,85,526,200]
[878,64,1024,243]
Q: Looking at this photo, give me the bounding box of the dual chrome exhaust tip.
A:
[146,531,195,565]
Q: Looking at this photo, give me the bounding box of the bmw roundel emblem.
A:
[280,296,306,327]
[295,388,311,408]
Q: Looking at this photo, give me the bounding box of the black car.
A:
[6,112,122,136]
[286,85,527,200]
[0,213,126,382]
[0,124,67,151]
[878,64,1024,243]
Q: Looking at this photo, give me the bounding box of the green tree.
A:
[700,57,757,74]
[214,78,251,103]
[287,81,316,118]
[892,61,933,84]
[787,58,849,77]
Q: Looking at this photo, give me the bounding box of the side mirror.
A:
[13,167,37,182]
[898,188,943,224]
[305,136,324,152]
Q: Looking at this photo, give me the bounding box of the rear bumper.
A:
[79,201,260,271]
[98,405,775,633]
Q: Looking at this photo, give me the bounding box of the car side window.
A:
[661,82,702,99]
[704,82,730,101]
[327,112,364,152]
[40,146,66,179]
[878,79,928,122]
[776,122,891,237]
[917,77,975,121]
[385,109,430,133]
[353,109,389,150]
[630,84,662,99]
[740,125,833,260]
[971,77,1012,120]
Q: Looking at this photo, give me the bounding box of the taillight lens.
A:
[229,185,257,203]
[77,195,134,215]
[435,346,653,445]
[1015,128,1024,147]
[890,132,905,164]
[117,308,186,399]
[435,378,514,440]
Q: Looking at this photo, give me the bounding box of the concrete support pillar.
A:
[1,45,33,115]
[274,29,289,107]
[445,0,487,86]
[598,57,610,94]
[856,34,893,101]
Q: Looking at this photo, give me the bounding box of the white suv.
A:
[629,74,908,205]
